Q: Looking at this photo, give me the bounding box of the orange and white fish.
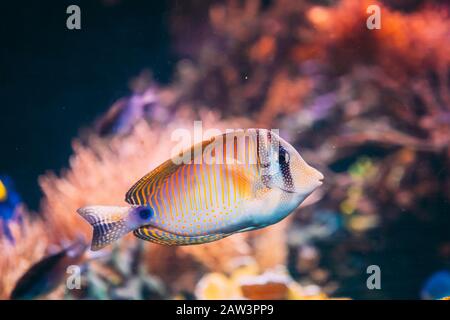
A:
[78,129,324,251]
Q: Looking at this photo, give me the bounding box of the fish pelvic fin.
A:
[77,206,134,251]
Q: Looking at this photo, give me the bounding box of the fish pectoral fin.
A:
[133,227,229,246]
[225,163,255,186]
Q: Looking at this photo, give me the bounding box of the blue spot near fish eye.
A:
[138,207,153,220]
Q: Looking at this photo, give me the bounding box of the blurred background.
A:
[0,0,449,300]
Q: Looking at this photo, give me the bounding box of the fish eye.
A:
[138,207,153,220]
[279,148,290,164]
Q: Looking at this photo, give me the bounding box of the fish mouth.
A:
[314,169,325,186]
[279,178,324,194]
[279,187,297,194]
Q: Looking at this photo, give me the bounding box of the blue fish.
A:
[421,270,450,300]
[0,175,23,240]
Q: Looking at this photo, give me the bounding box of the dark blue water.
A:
[0,0,175,210]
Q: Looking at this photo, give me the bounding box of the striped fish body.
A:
[137,164,253,236]
[131,129,314,244]
[78,129,324,250]
[132,130,270,244]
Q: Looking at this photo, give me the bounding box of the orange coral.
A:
[249,35,276,63]
[307,0,450,79]
[258,72,311,126]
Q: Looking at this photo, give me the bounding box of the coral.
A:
[309,0,450,78]
[0,209,49,299]
[170,0,316,123]
[194,259,336,300]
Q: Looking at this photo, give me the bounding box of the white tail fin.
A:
[77,206,133,251]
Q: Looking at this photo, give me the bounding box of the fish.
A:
[77,129,324,251]
[10,239,87,300]
[0,175,22,223]
[0,176,22,241]
[421,270,450,300]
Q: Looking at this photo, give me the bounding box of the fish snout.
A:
[305,165,324,191]
[314,168,324,186]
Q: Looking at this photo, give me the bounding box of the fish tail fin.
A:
[77,206,134,251]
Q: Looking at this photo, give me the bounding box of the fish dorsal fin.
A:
[133,226,229,246]
[125,138,215,205]
[125,158,182,205]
